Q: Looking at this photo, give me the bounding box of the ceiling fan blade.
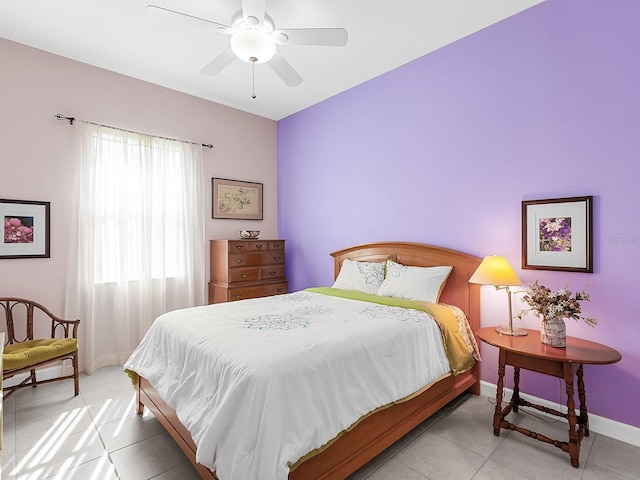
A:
[146,5,232,33]
[274,28,348,46]
[242,0,266,25]
[268,52,303,87]
[200,48,237,76]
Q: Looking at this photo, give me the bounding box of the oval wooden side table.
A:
[476,327,622,468]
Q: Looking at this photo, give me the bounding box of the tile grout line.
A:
[79,389,123,480]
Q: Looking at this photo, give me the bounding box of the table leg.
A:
[576,364,589,437]
[563,363,580,468]
[512,366,521,413]
[493,349,507,436]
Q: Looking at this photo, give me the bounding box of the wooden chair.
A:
[1,297,80,399]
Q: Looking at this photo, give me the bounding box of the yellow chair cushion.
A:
[3,338,78,371]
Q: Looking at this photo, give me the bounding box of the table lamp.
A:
[469,255,527,336]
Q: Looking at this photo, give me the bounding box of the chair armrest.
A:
[52,317,81,339]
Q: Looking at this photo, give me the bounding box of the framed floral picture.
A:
[212,178,263,220]
[1,199,50,259]
[522,196,593,273]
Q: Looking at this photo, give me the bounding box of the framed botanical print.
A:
[1,199,50,259]
[522,196,593,273]
[212,178,263,220]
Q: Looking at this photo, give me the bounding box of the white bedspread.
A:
[124,290,452,480]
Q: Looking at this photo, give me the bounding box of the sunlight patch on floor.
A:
[11,407,95,479]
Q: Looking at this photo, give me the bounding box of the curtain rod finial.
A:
[54,113,75,125]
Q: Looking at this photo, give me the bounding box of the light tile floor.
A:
[2,366,639,480]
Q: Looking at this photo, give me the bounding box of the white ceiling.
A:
[0,0,543,121]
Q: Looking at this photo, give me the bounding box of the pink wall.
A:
[278,0,640,429]
[0,38,277,314]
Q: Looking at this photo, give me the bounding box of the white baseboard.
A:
[480,380,640,448]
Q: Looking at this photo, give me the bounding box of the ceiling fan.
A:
[146,0,348,89]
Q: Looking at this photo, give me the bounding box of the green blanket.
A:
[306,287,474,375]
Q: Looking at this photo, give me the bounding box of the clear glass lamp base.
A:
[495,325,528,336]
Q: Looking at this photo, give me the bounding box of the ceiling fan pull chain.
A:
[250,56,257,99]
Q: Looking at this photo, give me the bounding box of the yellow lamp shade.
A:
[469,255,521,287]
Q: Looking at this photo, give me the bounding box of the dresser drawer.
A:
[259,264,285,280]
[228,253,263,268]
[228,240,285,252]
[228,264,284,283]
[266,241,285,251]
[261,281,288,297]
[226,281,288,302]
[228,267,260,283]
[229,251,284,267]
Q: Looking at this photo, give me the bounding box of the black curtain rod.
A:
[54,114,213,149]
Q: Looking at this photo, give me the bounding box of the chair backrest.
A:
[0,297,75,345]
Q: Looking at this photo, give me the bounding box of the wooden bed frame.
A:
[135,241,481,480]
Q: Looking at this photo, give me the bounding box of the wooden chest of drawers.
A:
[208,239,288,303]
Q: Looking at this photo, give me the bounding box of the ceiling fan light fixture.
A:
[146,4,346,88]
[230,29,276,64]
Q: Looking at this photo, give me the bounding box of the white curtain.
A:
[66,122,206,374]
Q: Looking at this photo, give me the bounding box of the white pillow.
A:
[376,259,452,303]
[332,259,385,294]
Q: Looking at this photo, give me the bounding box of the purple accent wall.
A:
[277,0,640,428]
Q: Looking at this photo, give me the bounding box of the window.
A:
[88,130,191,283]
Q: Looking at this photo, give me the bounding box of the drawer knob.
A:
[273,244,281,249]
[276,288,284,293]
[235,245,243,250]
[273,256,281,262]
[235,259,243,264]
[256,244,263,249]
[234,294,243,299]
[241,273,248,278]
[268,271,276,276]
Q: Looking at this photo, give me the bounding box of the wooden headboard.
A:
[330,242,481,332]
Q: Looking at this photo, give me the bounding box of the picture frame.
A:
[212,178,263,220]
[522,196,593,273]
[1,199,50,259]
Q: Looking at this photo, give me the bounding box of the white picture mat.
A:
[525,200,588,269]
